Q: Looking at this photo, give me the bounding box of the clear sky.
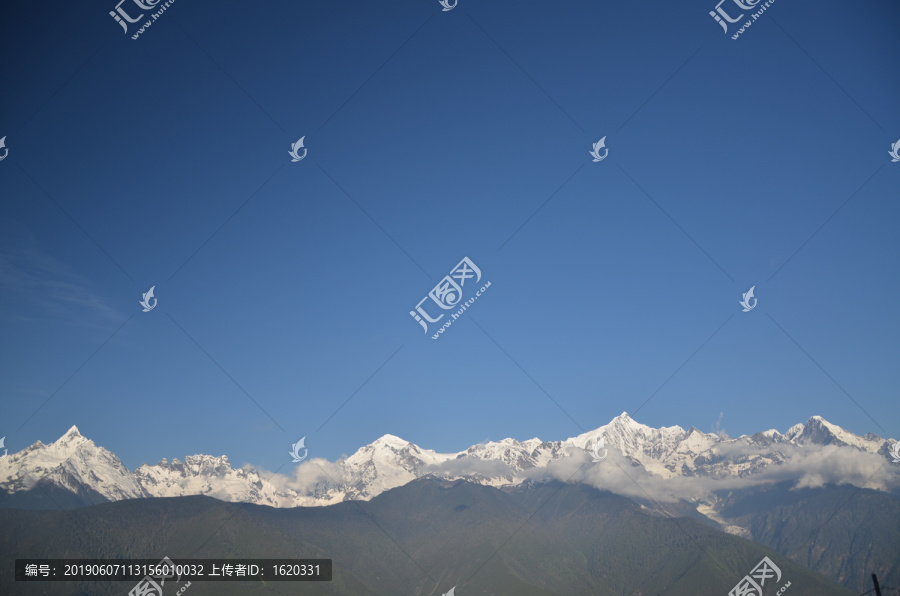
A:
[1,0,898,472]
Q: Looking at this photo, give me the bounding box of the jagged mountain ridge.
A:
[0,426,145,503]
[1,414,896,510]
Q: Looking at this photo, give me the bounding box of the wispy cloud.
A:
[711,411,728,438]
[0,222,123,326]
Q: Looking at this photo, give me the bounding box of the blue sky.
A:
[1,0,898,471]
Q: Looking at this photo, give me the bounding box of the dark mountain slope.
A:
[0,478,855,595]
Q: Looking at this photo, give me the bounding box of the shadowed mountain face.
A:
[712,481,900,590]
[0,477,861,596]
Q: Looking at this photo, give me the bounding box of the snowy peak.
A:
[787,415,885,453]
[2,415,895,510]
[337,433,458,501]
[0,426,144,502]
[133,454,289,507]
[798,416,847,446]
[573,412,690,459]
[784,422,806,440]
[140,454,233,478]
[460,437,561,472]
[48,425,90,454]
[677,427,719,455]
[372,434,410,448]
[61,425,82,438]
[605,411,662,436]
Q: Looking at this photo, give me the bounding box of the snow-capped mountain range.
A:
[1,414,897,512]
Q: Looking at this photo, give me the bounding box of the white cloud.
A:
[244,439,900,508]
[424,457,517,479]
[524,443,899,505]
[286,458,345,494]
